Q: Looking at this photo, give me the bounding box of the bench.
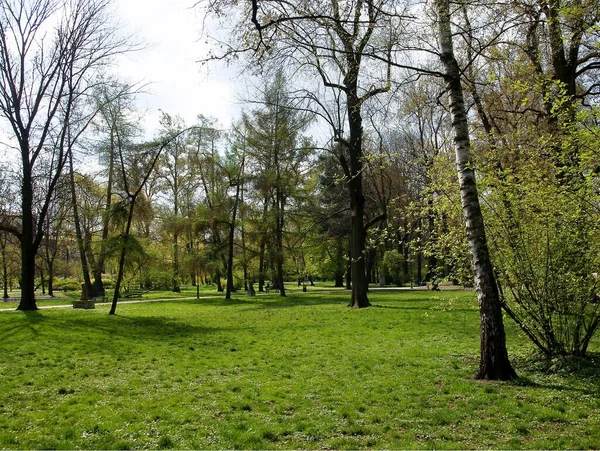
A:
[72,299,95,309]
[123,289,150,298]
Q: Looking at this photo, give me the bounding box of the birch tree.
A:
[435,0,517,380]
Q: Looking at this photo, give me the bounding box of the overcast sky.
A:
[114,0,240,134]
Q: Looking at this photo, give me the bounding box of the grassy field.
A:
[1,288,599,449]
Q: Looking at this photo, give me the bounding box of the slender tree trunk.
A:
[39,268,45,295]
[275,192,286,297]
[240,177,248,291]
[215,267,223,292]
[345,235,352,290]
[68,149,94,296]
[334,237,345,287]
[47,261,54,297]
[436,0,517,380]
[226,181,241,300]
[258,236,266,292]
[172,232,181,292]
[110,197,136,315]
[2,235,8,299]
[93,134,115,296]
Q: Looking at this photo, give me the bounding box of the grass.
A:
[0,289,599,449]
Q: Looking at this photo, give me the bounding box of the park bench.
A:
[123,288,151,298]
[72,299,95,309]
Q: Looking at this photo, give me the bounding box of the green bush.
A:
[52,279,81,292]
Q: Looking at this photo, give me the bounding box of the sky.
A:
[113,0,240,134]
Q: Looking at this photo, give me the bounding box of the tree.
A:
[0,0,132,310]
[222,142,246,300]
[204,0,395,307]
[450,0,600,358]
[435,0,517,380]
[88,78,142,296]
[156,113,193,292]
[108,134,180,315]
[243,70,314,297]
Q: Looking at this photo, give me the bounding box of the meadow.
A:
[1,287,599,449]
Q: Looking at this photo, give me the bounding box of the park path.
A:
[0,285,436,313]
[0,295,222,312]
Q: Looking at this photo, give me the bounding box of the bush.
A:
[53,279,81,292]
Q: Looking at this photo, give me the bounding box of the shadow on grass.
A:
[512,376,599,395]
[0,310,50,338]
[173,294,349,309]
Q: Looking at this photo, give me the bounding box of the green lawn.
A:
[0,289,599,449]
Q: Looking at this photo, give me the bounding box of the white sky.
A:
[113,0,241,134]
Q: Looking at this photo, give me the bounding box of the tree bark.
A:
[346,95,370,308]
[436,0,516,380]
[68,149,94,296]
[1,234,8,299]
[17,162,37,311]
[225,180,241,300]
[109,197,136,315]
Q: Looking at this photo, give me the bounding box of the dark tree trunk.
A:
[225,180,241,300]
[215,267,223,292]
[334,238,345,287]
[346,97,370,308]
[68,149,94,296]
[172,232,181,292]
[110,197,137,315]
[345,235,352,290]
[39,268,45,295]
[47,262,54,297]
[17,165,37,311]
[258,235,267,292]
[436,0,516,380]
[275,194,286,297]
[402,240,409,280]
[92,142,115,296]
[2,235,8,299]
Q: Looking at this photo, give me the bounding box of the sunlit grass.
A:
[0,289,598,449]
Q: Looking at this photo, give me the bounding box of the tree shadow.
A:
[511,377,599,395]
[174,295,348,309]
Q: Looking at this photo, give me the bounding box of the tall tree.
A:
[0,0,132,310]
[435,0,517,380]
[243,70,314,297]
[205,0,395,307]
[156,113,192,292]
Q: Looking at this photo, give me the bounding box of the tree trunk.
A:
[68,149,94,296]
[215,267,223,292]
[436,0,517,380]
[275,193,286,297]
[172,232,181,292]
[258,235,267,292]
[17,164,37,311]
[345,235,352,290]
[2,236,8,299]
[110,197,136,315]
[47,261,54,297]
[334,238,345,287]
[92,135,116,296]
[346,97,369,308]
[225,181,241,300]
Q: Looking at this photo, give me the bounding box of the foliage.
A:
[382,250,404,286]
[483,127,600,358]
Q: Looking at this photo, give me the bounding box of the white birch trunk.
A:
[435,0,517,380]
